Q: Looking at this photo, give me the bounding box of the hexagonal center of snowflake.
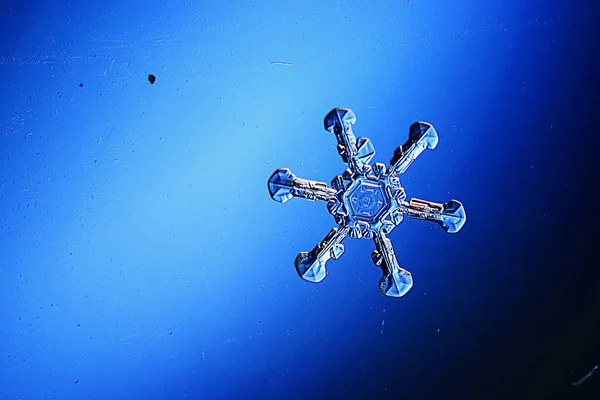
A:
[343,179,390,223]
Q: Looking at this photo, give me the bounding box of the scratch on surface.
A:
[200,257,208,289]
[270,61,294,67]
[573,365,598,387]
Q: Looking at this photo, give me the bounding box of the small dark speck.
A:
[77,324,81,327]
[148,74,156,84]
[169,332,173,335]
[79,83,83,87]
[70,252,73,256]
[50,303,54,307]
[75,380,79,384]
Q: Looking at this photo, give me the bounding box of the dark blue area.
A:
[1,1,599,399]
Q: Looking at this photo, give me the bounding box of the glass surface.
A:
[1,2,598,399]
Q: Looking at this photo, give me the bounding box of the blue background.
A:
[1,1,599,399]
